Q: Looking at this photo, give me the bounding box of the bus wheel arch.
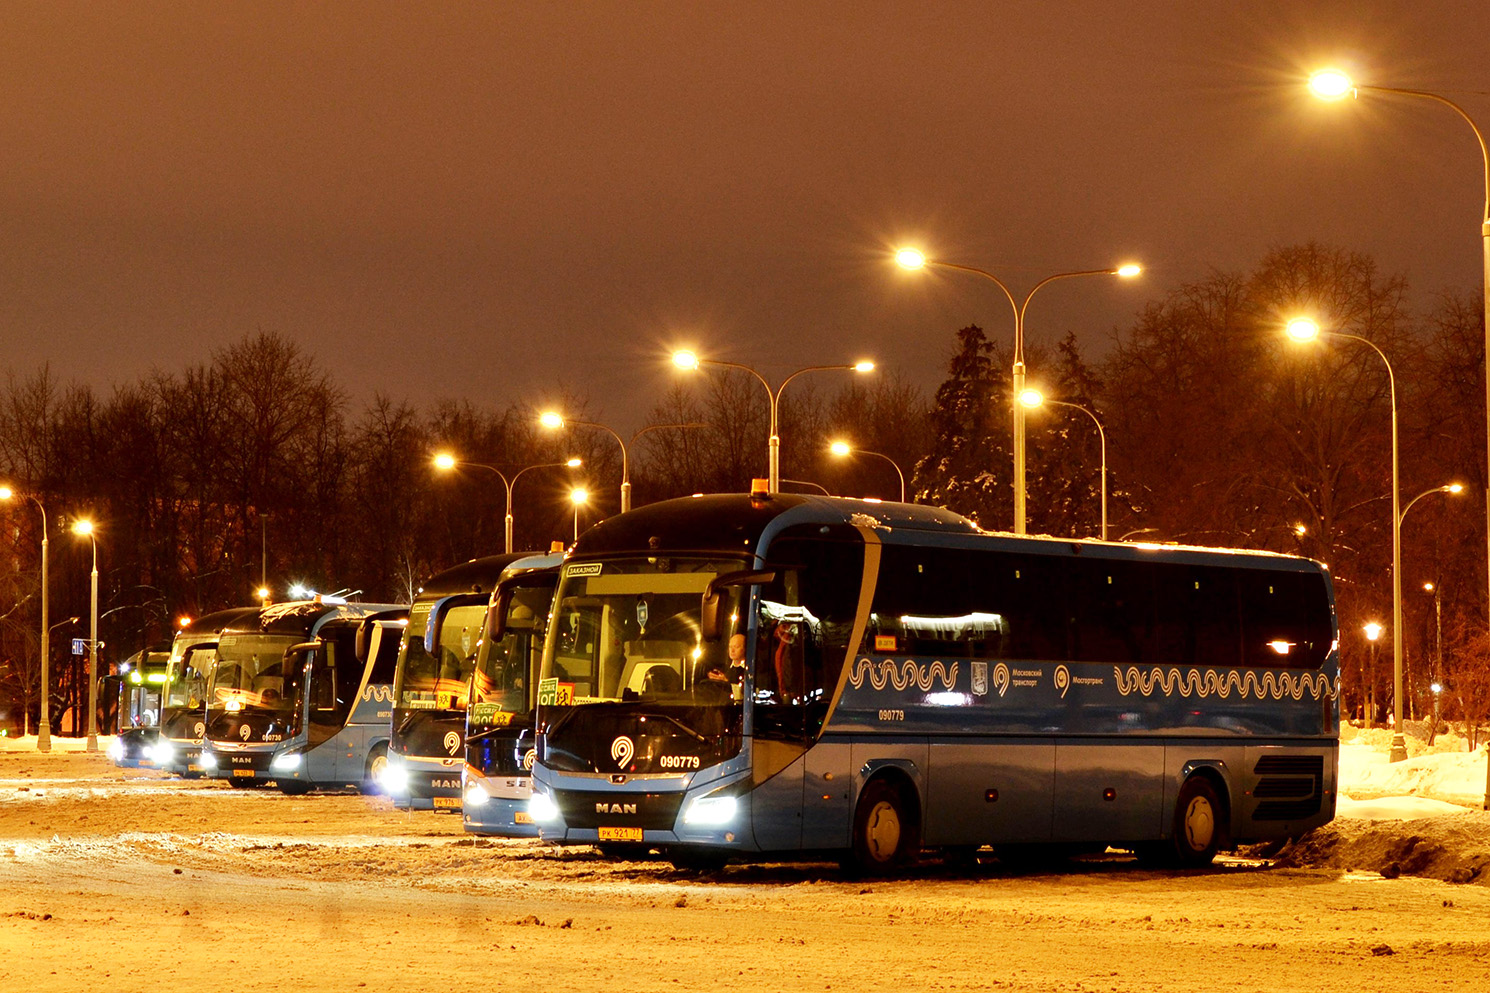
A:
[1171,770,1229,866]
[361,742,390,795]
[848,770,921,873]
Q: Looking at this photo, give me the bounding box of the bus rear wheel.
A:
[1151,776,1222,868]
[849,778,918,874]
[361,744,389,796]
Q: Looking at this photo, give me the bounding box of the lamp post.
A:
[539,414,707,514]
[828,440,906,503]
[671,351,875,494]
[72,519,100,753]
[1363,621,1383,727]
[1398,483,1464,727]
[1309,68,1490,790]
[1287,317,1412,760]
[0,487,52,751]
[1425,582,1443,744]
[1018,389,1109,540]
[569,487,589,542]
[895,248,1139,534]
[432,453,582,553]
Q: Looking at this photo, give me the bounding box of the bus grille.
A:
[1251,754,1323,821]
[556,790,685,830]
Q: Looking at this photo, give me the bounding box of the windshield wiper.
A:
[638,712,709,744]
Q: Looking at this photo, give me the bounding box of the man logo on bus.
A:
[610,735,635,769]
[443,731,461,756]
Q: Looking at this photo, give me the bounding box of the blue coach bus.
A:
[386,555,531,810]
[529,490,1339,871]
[153,607,261,777]
[461,551,564,836]
[199,599,404,794]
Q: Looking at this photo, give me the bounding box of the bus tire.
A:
[279,780,312,796]
[849,777,918,873]
[1168,776,1222,867]
[360,744,389,795]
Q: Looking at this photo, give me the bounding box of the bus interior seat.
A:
[641,665,682,695]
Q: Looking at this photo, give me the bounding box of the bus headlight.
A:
[270,752,302,772]
[107,739,125,762]
[528,791,561,824]
[682,794,739,826]
[381,758,408,793]
[464,782,491,808]
[198,752,218,770]
[151,742,176,766]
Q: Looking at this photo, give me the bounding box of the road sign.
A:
[72,638,87,656]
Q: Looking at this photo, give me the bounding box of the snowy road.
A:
[2,751,1489,993]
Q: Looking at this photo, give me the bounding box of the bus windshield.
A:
[538,558,747,773]
[163,646,216,709]
[471,581,555,726]
[396,600,488,711]
[208,632,303,715]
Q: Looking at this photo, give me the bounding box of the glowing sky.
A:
[3,2,1487,431]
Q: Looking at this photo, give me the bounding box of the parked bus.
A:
[529,489,1339,871]
[153,607,261,778]
[461,551,564,836]
[106,647,170,768]
[386,555,531,810]
[199,599,404,794]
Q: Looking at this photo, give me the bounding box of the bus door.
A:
[749,535,864,853]
[302,637,357,781]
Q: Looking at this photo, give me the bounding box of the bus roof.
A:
[572,492,1327,576]
[415,552,544,598]
[174,606,262,641]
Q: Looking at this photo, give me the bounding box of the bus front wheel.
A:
[279,780,312,796]
[361,744,389,796]
[849,778,918,873]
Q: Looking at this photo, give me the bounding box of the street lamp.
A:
[895,249,1140,534]
[540,413,706,514]
[1308,69,1490,782]
[1287,317,1411,761]
[828,440,906,503]
[569,487,589,542]
[432,453,582,553]
[1018,388,1109,540]
[1363,621,1383,726]
[671,350,875,494]
[0,486,52,751]
[71,519,100,753]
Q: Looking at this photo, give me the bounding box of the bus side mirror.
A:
[700,570,775,642]
[487,586,513,643]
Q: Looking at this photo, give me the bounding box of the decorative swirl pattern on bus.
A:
[360,685,394,703]
[1112,666,1339,700]
[849,658,959,692]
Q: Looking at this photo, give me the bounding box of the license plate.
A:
[597,826,643,841]
[232,769,255,778]
[432,796,461,809]
[514,811,533,824]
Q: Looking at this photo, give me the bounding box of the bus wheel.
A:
[360,745,389,795]
[850,778,918,873]
[279,780,312,796]
[1169,776,1222,867]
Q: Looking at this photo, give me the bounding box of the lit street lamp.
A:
[0,486,53,751]
[432,453,582,553]
[895,248,1140,534]
[1309,67,1490,794]
[1363,621,1383,726]
[540,413,706,514]
[570,487,589,542]
[672,350,875,494]
[1287,317,1412,761]
[1018,389,1109,540]
[828,440,906,503]
[71,519,100,753]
